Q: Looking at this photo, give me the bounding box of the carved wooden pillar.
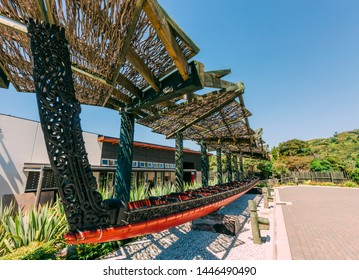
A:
[28,19,111,231]
[216,148,223,185]
[226,151,233,183]
[233,154,240,181]
[114,111,135,203]
[175,133,184,191]
[201,141,209,187]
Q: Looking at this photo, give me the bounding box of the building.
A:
[0,114,204,206]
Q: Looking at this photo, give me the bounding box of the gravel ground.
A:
[103,192,273,260]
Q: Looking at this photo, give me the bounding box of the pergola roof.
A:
[0,0,267,158]
[0,0,198,110]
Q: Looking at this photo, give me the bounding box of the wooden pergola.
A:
[0,0,266,235]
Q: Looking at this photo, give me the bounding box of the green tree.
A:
[257,161,272,180]
[278,139,312,156]
[272,161,289,177]
[310,159,333,172]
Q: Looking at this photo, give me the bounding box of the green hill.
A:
[271,129,359,175]
[307,129,359,165]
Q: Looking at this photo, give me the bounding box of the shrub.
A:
[351,168,359,184]
[310,159,332,172]
[67,241,121,260]
[342,181,358,188]
[0,201,67,256]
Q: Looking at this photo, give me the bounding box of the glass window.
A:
[102,159,109,166]
[140,161,145,167]
[132,161,138,167]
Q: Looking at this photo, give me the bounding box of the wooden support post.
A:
[248,200,262,244]
[28,19,112,231]
[233,154,240,182]
[115,112,135,203]
[216,148,223,185]
[239,154,244,179]
[262,187,269,209]
[175,133,184,191]
[226,151,233,183]
[201,141,208,187]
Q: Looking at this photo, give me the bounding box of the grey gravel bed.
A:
[102,193,270,260]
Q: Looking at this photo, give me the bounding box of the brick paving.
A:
[278,186,359,260]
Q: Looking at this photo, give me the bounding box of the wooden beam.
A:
[159,5,200,55]
[0,64,10,89]
[203,138,252,145]
[36,0,49,23]
[205,69,231,79]
[129,60,204,111]
[166,87,244,139]
[44,0,56,25]
[126,46,160,92]
[204,72,238,89]
[116,73,143,99]
[0,14,28,33]
[103,0,145,105]
[143,0,189,80]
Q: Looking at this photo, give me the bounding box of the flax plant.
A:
[0,200,67,255]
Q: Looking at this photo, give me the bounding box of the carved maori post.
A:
[226,151,233,183]
[239,154,244,179]
[28,19,112,231]
[115,111,135,203]
[233,154,240,182]
[175,133,184,191]
[216,148,223,185]
[201,141,209,187]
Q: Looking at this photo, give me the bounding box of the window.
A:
[140,161,145,168]
[147,162,152,168]
[165,163,170,169]
[159,163,164,168]
[102,159,109,166]
[132,161,138,167]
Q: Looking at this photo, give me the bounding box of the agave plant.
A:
[0,200,68,254]
[130,183,149,201]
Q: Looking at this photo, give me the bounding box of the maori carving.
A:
[114,112,135,203]
[201,141,209,187]
[216,148,223,185]
[127,180,257,224]
[226,152,233,183]
[175,133,184,191]
[27,19,112,231]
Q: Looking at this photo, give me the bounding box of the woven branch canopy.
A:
[0,0,267,157]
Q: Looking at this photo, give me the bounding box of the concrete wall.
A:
[0,114,102,199]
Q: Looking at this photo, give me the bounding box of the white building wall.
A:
[0,115,38,197]
[0,114,102,198]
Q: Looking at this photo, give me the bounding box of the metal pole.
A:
[34,166,45,209]
[115,111,135,203]
[216,148,222,185]
[175,133,184,191]
[201,141,208,187]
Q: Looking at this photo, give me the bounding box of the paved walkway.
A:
[277,186,359,260]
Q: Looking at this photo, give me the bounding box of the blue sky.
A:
[1,0,358,151]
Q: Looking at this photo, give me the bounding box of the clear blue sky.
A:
[1,0,358,151]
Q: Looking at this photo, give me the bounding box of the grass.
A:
[281,180,359,188]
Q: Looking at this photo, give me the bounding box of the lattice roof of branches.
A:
[137,84,267,157]
[0,0,199,110]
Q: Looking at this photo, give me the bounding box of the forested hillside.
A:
[271,129,359,181]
